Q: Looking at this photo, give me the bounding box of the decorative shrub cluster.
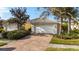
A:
[1,31,8,38]
[62,22,68,33]
[2,29,31,40]
[70,29,79,34]
[54,29,79,39]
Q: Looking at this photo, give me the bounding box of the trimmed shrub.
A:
[62,22,68,33]
[2,29,31,39]
[54,32,79,39]
[57,29,79,39]
[62,34,72,39]
[70,29,79,34]
[7,30,31,39]
[2,31,8,38]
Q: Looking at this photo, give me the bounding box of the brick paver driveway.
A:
[0,35,52,51]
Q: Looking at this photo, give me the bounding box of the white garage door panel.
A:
[32,25,57,34]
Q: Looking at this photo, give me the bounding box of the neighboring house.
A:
[0,19,19,31]
[71,21,79,30]
[3,23,18,31]
[30,18,60,34]
[58,19,79,30]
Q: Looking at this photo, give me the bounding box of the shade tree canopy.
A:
[9,7,29,29]
[10,7,29,24]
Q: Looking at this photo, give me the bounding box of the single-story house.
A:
[30,18,60,34]
[1,18,79,34]
[0,19,18,31]
[3,22,18,31]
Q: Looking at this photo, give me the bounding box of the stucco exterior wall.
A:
[3,23,18,31]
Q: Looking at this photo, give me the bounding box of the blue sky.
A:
[0,7,55,21]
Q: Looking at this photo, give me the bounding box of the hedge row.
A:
[2,30,31,40]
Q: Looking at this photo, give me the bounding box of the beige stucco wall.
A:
[3,23,18,31]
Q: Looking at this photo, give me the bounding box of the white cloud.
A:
[0,7,12,20]
[0,7,9,13]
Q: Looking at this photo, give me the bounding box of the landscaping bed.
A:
[50,37,79,45]
[46,47,79,51]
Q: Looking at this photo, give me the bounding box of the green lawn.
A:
[0,38,12,47]
[0,41,7,46]
[50,37,79,45]
[46,47,79,51]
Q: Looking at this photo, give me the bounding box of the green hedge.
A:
[2,30,31,40]
[70,29,79,34]
[2,31,8,38]
[54,29,79,39]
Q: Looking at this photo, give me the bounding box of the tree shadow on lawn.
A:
[0,47,15,51]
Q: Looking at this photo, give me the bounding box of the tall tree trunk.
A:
[59,17,62,35]
[17,24,20,30]
[57,23,60,34]
[17,23,22,30]
[57,18,59,34]
[68,18,71,34]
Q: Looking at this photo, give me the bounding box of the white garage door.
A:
[32,24,57,34]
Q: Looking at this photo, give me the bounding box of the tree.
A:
[62,22,68,33]
[7,18,18,23]
[49,8,65,34]
[61,7,78,34]
[39,7,79,34]
[39,7,66,34]
[10,7,29,29]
